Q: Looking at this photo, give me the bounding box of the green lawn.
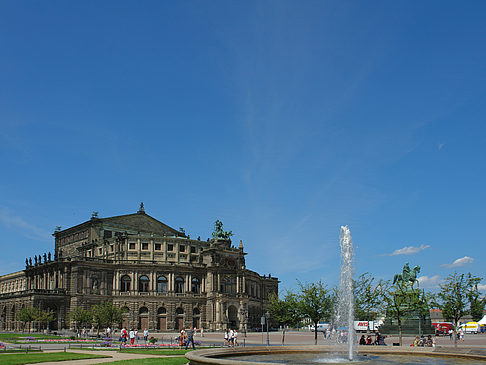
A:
[0,333,65,343]
[106,358,188,364]
[0,352,110,365]
[119,349,192,355]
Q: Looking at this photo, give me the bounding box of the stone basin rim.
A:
[185,345,486,365]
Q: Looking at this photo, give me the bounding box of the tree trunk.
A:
[398,319,402,346]
[314,322,318,345]
[454,319,457,348]
[281,326,286,345]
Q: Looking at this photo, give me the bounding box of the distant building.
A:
[0,205,278,332]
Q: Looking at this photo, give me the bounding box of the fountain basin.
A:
[185,345,486,364]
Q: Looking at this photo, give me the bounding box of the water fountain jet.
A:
[336,225,355,361]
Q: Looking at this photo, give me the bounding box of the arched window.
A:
[121,275,131,292]
[193,307,200,316]
[157,276,167,293]
[175,277,184,293]
[157,307,166,315]
[139,307,148,315]
[139,275,149,292]
[191,277,200,294]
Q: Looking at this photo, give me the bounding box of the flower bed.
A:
[18,337,99,344]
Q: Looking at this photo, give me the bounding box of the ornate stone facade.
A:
[0,207,278,332]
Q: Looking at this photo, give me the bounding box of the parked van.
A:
[460,322,480,334]
[309,323,330,332]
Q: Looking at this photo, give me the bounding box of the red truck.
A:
[432,322,454,335]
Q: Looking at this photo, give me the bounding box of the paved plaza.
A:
[1,330,485,364]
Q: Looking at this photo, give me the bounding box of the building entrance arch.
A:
[228,305,238,329]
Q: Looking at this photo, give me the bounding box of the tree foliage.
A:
[383,277,423,346]
[68,306,93,331]
[354,273,390,321]
[268,291,301,344]
[296,280,332,345]
[437,272,482,347]
[92,301,125,331]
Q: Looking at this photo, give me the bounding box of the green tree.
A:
[437,272,482,347]
[92,301,125,333]
[16,307,35,332]
[296,280,332,345]
[383,278,421,346]
[355,273,390,324]
[68,306,93,334]
[268,291,301,345]
[31,308,55,331]
[468,282,485,322]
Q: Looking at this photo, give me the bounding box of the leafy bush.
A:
[149,337,157,344]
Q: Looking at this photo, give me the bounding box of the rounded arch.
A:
[138,306,149,330]
[121,275,131,292]
[157,307,167,331]
[191,277,200,294]
[139,275,149,293]
[175,277,184,293]
[157,276,167,293]
[228,305,238,329]
[192,307,201,328]
[175,307,184,331]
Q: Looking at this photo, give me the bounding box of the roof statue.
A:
[138,202,145,214]
[212,220,233,240]
[393,262,421,287]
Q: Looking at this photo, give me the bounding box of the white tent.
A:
[478,315,486,325]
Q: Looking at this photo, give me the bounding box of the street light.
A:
[265,311,270,346]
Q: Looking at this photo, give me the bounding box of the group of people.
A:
[178,327,202,350]
[359,332,387,346]
[223,328,239,347]
[120,328,150,345]
[412,335,436,347]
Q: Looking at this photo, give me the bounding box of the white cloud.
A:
[417,275,442,289]
[438,143,445,150]
[387,244,430,256]
[442,256,474,268]
[0,206,51,242]
[477,284,486,292]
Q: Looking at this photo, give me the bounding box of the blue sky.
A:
[1,1,485,293]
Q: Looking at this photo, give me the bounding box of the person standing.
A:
[233,329,238,346]
[143,328,149,342]
[185,327,199,350]
[129,329,135,345]
[179,328,186,348]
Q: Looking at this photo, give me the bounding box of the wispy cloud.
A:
[438,143,445,151]
[0,206,51,242]
[441,256,474,268]
[386,244,430,256]
[417,275,442,289]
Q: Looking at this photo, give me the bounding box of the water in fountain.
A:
[335,225,355,361]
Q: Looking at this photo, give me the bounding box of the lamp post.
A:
[265,311,270,346]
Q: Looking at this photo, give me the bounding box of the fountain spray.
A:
[338,225,355,361]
